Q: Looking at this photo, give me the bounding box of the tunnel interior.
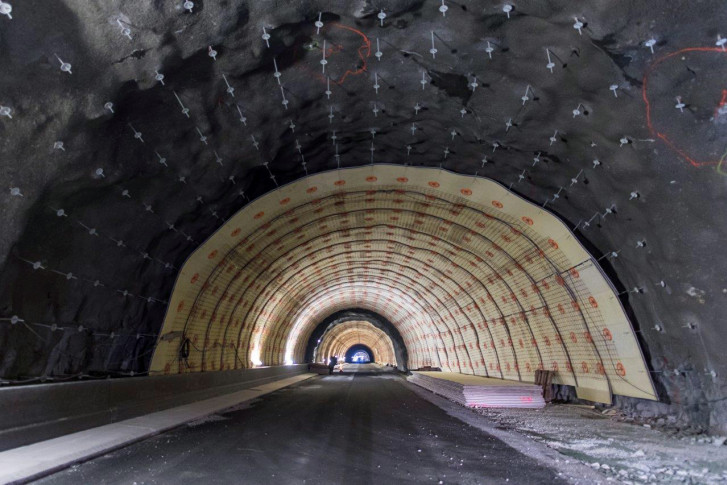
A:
[1,3,727,480]
[306,308,407,371]
[345,344,373,364]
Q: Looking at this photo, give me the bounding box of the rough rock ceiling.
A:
[315,320,396,365]
[0,0,725,429]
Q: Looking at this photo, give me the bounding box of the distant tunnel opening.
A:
[346,344,374,363]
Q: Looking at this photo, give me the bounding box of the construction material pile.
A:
[408,372,545,409]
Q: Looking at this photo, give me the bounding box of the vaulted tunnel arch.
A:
[306,309,407,370]
[2,1,727,480]
[152,165,656,404]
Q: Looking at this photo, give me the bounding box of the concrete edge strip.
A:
[0,373,316,485]
[402,379,609,485]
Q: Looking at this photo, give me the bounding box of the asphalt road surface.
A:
[36,366,566,484]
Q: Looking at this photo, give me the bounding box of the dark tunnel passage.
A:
[345,344,374,363]
[306,309,408,371]
[1,1,727,483]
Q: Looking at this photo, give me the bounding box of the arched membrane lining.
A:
[306,309,407,371]
[315,320,396,366]
[152,166,656,404]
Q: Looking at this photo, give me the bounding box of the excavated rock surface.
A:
[0,1,726,432]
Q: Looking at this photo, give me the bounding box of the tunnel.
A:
[0,1,727,483]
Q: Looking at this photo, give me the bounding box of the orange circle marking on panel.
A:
[230,228,241,237]
[190,273,199,284]
[570,268,580,278]
[176,301,185,312]
[207,249,218,259]
[366,176,377,182]
[492,200,503,208]
[521,216,534,225]
[548,238,559,249]
[602,328,613,341]
[334,180,346,186]
[589,296,599,308]
[616,362,626,376]
[306,186,318,193]
[253,211,265,219]
[396,177,408,183]
[461,188,472,196]
[428,181,440,188]
[279,197,291,205]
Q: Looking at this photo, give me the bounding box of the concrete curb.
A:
[0,373,316,484]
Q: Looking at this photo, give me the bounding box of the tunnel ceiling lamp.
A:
[151,166,657,404]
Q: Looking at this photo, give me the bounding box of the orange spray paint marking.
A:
[330,23,371,85]
[643,47,727,167]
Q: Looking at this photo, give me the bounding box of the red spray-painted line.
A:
[330,23,371,85]
[642,47,726,168]
[715,89,727,119]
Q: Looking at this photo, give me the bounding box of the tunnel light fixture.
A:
[183,1,194,13]
[485,41,494,59]
[0,2,12,19]
[104,102,114,114]
[236,104,247,125]
[155,151,168,167]
[429,31,438,59]
[173,91,190,118]
[208,45,218,61]
[549,130,558,145]
[116,19,132,40]
[674,96,685,112]
[545,49,555,73]
[266,59,280,85]
[195,126,207,145]
[324,76,332,99]
[439,0,448,17]
[261,26,271,48]
[314,12,323,35]
[609,84,619,97]
[9,187,22,197]
[377,9,386,26]
[375,38,382,61]
[521,84,532,105]
[55,54,72,74]
[222,74,235,97]
[321,40,328,73]
[573,17,583,35]
[280,86,289,109]
[0,105,12,118]
[717,35,726,50]
[502,4,513,18]
[53,141,65,151]
[128,123,144,143]
[644,38,656,54]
